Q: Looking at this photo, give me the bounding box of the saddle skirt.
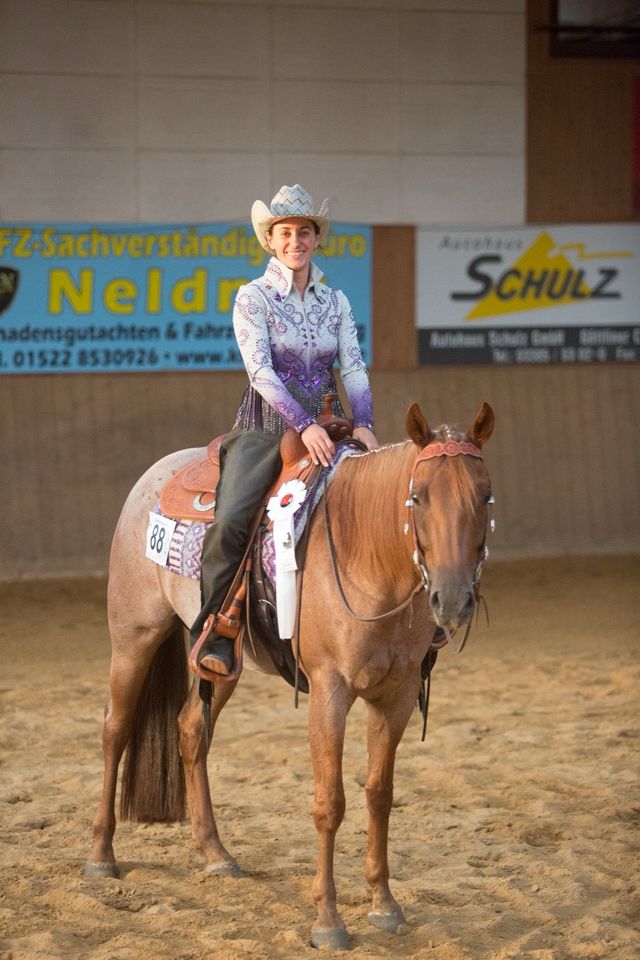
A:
[158,436,221,523]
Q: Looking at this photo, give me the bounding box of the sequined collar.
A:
[264,257,325,298]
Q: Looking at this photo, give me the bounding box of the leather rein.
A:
[322,438,494,652]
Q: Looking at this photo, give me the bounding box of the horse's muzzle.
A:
[429,583,475,630]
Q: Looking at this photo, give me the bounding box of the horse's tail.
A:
[119,622,189,823]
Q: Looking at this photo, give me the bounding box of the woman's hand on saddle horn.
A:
[301,422,335,468]
[353,426,378,451]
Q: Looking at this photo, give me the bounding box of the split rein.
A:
[322,438,495,654]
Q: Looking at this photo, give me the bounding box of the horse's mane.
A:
[327,428,483,582]
[327,441,415,583]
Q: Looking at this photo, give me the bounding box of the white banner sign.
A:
[417,224,640,364]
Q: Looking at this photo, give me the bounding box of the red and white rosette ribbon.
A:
[266,479,307,639]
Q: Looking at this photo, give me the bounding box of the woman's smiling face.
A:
[267,218,319,273]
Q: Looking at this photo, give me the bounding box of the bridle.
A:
[403,437,495,652]
[323,437,495,649]
[406,439,494,594]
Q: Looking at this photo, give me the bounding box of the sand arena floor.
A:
[0,555,638,960]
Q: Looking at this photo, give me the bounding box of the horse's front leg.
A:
[363,687,417,932]
[308,674,355,950]
[178,678,241,875]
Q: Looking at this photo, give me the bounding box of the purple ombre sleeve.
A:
[336,293,374,429]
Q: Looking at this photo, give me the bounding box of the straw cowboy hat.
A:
[251,184,330,252]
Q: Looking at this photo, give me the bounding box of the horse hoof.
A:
[84,861,119,879]
[310,926,350,950]
[368,910,404,933]
[204,859,243,877]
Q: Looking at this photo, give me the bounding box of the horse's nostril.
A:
[430,591,440,611]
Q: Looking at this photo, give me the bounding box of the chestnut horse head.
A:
[406,401,495,632]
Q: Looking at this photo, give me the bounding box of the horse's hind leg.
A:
[86,634,161,877]
[178,679,241,875]
[363,689,417,932]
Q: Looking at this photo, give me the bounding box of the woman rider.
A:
[190,184,378,675]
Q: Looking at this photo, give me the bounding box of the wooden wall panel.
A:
[1,372,245,579]
[372,226,416,369]
[527,0,639,223]
[2,364,639,580]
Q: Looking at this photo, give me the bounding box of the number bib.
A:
[145,512,177,567]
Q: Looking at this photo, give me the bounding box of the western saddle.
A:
[157,396,356,685]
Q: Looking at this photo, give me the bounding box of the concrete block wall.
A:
[0,0,525,225]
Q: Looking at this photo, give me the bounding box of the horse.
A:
[86,401,495,950]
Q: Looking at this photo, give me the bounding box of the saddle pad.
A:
[151,504,210,580]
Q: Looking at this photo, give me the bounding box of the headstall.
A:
[405,439,495,602]
[415,440,483,463]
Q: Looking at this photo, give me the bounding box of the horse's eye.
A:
[412,494,420,505]
[484,493,495,505]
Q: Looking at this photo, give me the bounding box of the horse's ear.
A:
[468,402,495,448]
[406,403,434,447]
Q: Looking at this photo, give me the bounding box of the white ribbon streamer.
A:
[267,480,308,639]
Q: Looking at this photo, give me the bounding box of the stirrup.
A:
[189,615,244,684]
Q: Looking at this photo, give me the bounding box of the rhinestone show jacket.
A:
[232,257,374,436]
